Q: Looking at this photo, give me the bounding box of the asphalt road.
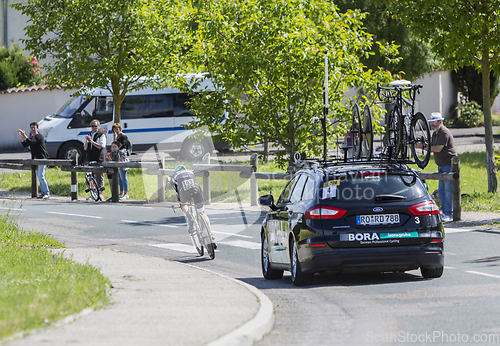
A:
[6,196,500,346]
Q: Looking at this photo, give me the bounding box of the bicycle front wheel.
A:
[197,214,215,260]
[351,104,362,159]
[359,104,373,160]
[410,112,431,169]
[86,174,100,201]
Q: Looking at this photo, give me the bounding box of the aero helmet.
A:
[174,165,187,173]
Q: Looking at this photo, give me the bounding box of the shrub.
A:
[0,44,43,90]
[454,101,482,128]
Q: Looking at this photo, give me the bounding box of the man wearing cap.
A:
[429,112,457,222]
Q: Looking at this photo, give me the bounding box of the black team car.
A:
[259,161,444,286]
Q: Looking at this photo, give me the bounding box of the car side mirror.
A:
[259,194,278,211]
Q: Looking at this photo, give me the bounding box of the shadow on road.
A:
[238,271,424,290]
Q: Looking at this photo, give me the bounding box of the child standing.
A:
[118,145,129,199]
[105,141,121,202]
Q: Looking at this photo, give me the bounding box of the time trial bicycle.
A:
[174,192,216,259]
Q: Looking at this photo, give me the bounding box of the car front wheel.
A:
[261,233,283,280]
[290,241,313,286]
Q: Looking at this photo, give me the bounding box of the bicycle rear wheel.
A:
[359,104,374,160]
[351,104,362,159]
[86,174,100,201]
[384,106,401,160]
[197,214,215,260]
[188,208,204,256]
[410,112,431,169]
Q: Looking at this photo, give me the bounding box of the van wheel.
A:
[182,139,210,161]
[59,142,84,163]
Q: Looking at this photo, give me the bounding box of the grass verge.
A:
[0,208,111,340]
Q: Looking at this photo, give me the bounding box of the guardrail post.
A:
[71,152,78,201]
[157,153,165,202]
[31,164,38,198]
[250,153,258,206]
[203,153,211,205]
[452,156,461,221]
[112,168,119,202]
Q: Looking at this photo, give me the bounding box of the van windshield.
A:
[55,95,88,118]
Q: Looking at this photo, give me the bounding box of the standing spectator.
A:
[84,120,107,193]
[429,112,457,222]
[112,123,130,199]
[18,122,50,199]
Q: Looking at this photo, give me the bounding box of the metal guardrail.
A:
[0,154,460,220]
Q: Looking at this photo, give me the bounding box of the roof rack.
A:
[289,152,419,174]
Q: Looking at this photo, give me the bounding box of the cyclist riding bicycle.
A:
[170,165,216,248]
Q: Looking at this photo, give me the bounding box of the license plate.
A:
[356,214,400,225]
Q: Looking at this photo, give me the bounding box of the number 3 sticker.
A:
[415,217,420,224]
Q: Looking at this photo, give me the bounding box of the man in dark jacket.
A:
[84,119,107,192]
[18,122,50,199]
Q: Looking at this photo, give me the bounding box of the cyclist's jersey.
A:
[171,170,204,210]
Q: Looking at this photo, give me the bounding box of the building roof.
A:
[0,84,66,94]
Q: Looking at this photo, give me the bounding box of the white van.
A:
[37,79,228,161]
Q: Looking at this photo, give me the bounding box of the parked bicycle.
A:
[173,192,216,259]
[376,80,431,168]
[83,162,101,201]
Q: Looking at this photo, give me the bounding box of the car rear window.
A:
[320,172,427,204]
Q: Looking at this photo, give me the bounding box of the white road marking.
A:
[222,240,261,250]
[444,266,455,269]
[149,243,199,253]
[212,231,253,239]
[466,271,500,279]
[122,220,177,228]
[48,212,103,219]
[445,227,477,234]
[0,207,26,212]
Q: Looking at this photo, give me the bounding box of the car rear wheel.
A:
[261,233,283,280]
[290,241,313,286]
[420,266,443,279]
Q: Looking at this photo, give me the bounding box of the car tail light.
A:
[305,206,346,219]
[409,200,440,215]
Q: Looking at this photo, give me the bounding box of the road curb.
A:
[182,263,275,346]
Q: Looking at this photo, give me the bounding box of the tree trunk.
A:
[110,76,123,124]
[482,50,498,193]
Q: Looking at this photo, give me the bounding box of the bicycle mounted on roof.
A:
[376,80,431,169]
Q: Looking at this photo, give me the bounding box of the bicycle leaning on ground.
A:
[173,191,216,260]
[376,80,431,168]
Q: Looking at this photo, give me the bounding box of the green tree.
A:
[336,0,438,82]
[183,0,395,166]
[388,0,500,193]
[451,65,500,109]
[0,44,43,90]
[12,0,187,123]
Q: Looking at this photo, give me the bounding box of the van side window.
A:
[121,94,174,119]
[93,96,113,124]
[174,93,195,117]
